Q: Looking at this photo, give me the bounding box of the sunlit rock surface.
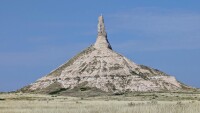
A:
[21,16,192,94]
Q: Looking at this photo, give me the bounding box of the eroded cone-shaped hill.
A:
[21,16,192,95]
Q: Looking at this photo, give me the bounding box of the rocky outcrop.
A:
[20,15,193,94]
[94,15,112,50]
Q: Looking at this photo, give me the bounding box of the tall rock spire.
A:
[98,15,107,37]
[94,15,112,50]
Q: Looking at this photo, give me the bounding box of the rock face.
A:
[94,15,112,50]
[21,15,192,94]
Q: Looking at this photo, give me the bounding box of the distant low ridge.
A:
[20,16,194,96]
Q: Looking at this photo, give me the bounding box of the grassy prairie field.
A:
[0,92,200,113]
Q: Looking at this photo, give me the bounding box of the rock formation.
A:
[95,15,112,50]
[20,15,192,94]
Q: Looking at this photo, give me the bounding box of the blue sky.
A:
[0,0,200,92]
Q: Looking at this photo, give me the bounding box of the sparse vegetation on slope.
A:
[47,46,95,77]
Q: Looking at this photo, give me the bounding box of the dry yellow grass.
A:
[0,93,200,113]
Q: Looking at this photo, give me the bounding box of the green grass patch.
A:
[80,87,91,91]
[49,88,67,95]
